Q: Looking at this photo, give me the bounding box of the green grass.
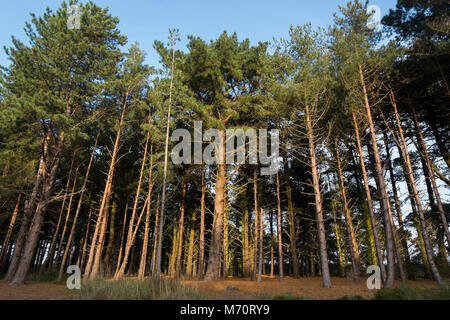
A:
[374,284,450,300]
[80,278,205,300]
[26,271,67,284]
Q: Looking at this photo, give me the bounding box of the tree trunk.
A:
[276,171,284,281]
[305,104,331,288]
[155,32,177,278]
[205,130,226,281]
[11,130,66,284]
[383,131,411,266]
[57,131,99,281]
[41,157,76,272]
[115,128,150,280]
[84,94,128,281]
[138,143,153,280]
[176,178,187,276]
[197,164,206,279]
[186,210,196,277]
[5,135,49,281]
[410,101,450,250]
[222,201,229,279]
[257,207,263,282]
[151,194,160,276]
[0,193,22,268]
[359,65,395,288]
[334,141,360,283]
[352,111,387,284]
[390,88,443,285]
[252,166,259,282]
[80,204,93,270]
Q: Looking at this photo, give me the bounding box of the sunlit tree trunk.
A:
[276,171,284,281]
[334,141,360,283]
[0,193,22,268]
[176,178,187,276]
[305,103,331,288]
[57,131,99,281]
[138,143,153,280]
[390,88,443,285]
[205,130,226,281]
[352,111,386,283]
[84,93,128,282]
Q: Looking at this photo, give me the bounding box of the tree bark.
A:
[0,192,22,268]
[204,130,226,281]
[138,143,153,280]
[334,141,360,282]
[352,111,387,283]
[390,88,443,285]
[305,103,331,288]
[57,131,99,281]
[197,164,206,279]
[276,171,284,281]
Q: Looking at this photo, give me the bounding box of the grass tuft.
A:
[80,277,205,300]
[374,284,450,300]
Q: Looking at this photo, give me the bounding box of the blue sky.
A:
[0,0,397,68]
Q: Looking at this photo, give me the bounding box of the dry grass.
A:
[183,276,441,300]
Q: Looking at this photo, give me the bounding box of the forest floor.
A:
[0,276,439,300]
[182,276,439,300]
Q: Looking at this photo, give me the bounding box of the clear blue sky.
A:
[0,0,397,68]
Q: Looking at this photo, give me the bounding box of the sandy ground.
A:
[0,277,439,300]
[183,276,440,300]
[0,280,77,300]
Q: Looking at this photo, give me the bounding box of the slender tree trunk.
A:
[80,204,93,270]
[334,141,360,283]
[57,131,99,281]
[252,166,259,281]
[155,32,177,279]
[115,128,150,280]
[352,111,387,283]
[0,193,22,268]
[41,157,76,272]
[176,178,187,276]
[390,88,443,285]
[276,171,284,281]
[426,109,449,169]
[257,207,263,282]
[138,143,153,280]
[5,135,48,281]
[204,130,226,281]
[242,198,250,277]
[186,210,196,277]
[222,202,229,279]
[54,166,79,269]
[115,202,128,275]
[286,175,299,278]
[11,129,66,284]
[331,198,345,277]
[269,210,274,278]
[197,163,206,279]
[305,104,331,288]
[84,93,128,282]
[383,131,411,266]
[410,102,450,250]
[359,65,395,288]
[151,194,160,276]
